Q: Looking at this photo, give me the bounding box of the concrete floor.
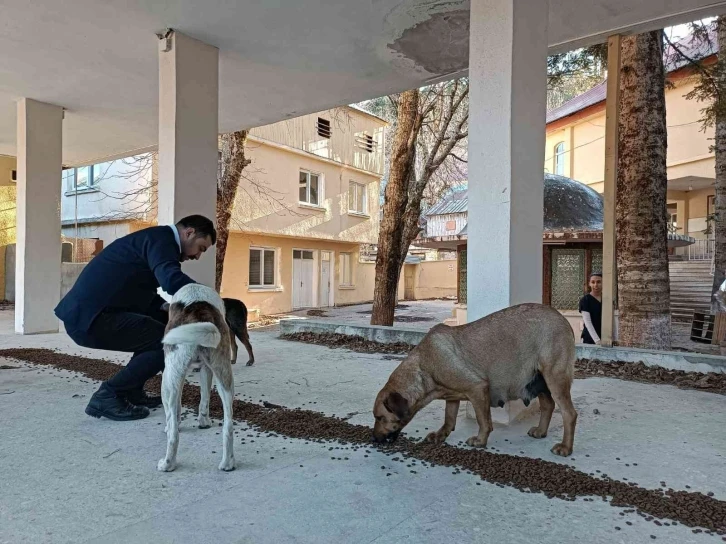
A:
[1,307,725,543]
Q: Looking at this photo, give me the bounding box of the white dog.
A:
[157,284,235,472]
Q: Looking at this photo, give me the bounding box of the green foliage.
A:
[670,19,726,130]
[547,44,608,110]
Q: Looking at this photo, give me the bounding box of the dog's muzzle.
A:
[372,429,401,444]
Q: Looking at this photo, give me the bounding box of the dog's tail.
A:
[162,323,221,348]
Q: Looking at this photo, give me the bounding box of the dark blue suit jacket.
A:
[55,226,195,333]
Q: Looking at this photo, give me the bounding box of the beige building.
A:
[0,107,387,315]
[545,44,717,260]
[221,107,386,315]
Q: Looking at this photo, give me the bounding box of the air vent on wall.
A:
[355,133,375,153]
[316,117,331,139]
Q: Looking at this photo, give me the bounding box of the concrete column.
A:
[676,198,689,236]
[601,35,622,347]
[15,99,63,334]
[467,0,549,321]
[158,30,219,288]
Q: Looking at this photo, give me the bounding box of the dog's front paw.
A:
[465,435,488,448]
[424,429,450,444]
[218,457,236,472]
[550,443,573,457]
[157,458,176,472]
[198,415,212,429]
[527,427,547,439]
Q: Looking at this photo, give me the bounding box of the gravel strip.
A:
[1,347,725,534]
[281,332,726,395]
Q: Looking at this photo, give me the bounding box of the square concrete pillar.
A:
[158,30,219,288]
[15,98,63,334]
[601,35,621,347]
[467,0,549,321]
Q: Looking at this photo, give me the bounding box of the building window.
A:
[554,142,565,176]
[458,248,467,304]
[551,248,585,310]
[62,168,75,191]
[249,247,276,287]
[446,220,456,232]
[93,162,112,184]
[340,253,352,286]
[299,170,322,206]
[63,163,106,192]
[356,133,375,153]
[76,166,90,189]
[316,117,331,139]
[348,181,367,215]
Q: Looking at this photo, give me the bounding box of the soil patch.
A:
[282,332,414,354]
[575,359,726,395]
[1,347,725,534]
[393,316,435,323]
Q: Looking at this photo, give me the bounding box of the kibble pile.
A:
[281,332,726,395]
[1,347,725,535]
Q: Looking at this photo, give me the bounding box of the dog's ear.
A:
[383,392,409,420]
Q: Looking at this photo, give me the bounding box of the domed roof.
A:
[544,173,603,232]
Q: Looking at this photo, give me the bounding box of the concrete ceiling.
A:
[1,0,726,165]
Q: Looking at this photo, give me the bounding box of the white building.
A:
[60,156,155,247]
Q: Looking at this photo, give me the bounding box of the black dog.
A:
[223,298,255,366]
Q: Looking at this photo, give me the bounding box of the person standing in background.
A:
[579,273,602,344]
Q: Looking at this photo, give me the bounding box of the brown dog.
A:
[372,303,578,456]
[223,298,255,366]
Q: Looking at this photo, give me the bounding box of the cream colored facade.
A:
[545,71,716,250]
[2,107,459,315]
[219,106,388,315]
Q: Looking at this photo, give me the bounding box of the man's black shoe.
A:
[125,389,162,409]
[85,384,150,421]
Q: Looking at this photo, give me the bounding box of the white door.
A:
[293,250,315,309]
[320,251,331,307]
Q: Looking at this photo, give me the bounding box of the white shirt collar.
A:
[169,225,181,253]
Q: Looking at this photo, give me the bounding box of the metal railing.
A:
[688,239,715,261]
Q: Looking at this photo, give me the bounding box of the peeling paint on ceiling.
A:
[388,9,470,75]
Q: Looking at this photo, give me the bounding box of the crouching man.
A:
[54,215,216,421]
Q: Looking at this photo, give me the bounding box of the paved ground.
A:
[1,306,725,543]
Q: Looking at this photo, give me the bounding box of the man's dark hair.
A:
[590,272,603,278]
[177,215,217,245]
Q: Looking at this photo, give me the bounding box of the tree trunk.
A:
[215,131,251,292]
[711,17,726,315]
[616,31,671,349]
[371,90,419,325]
